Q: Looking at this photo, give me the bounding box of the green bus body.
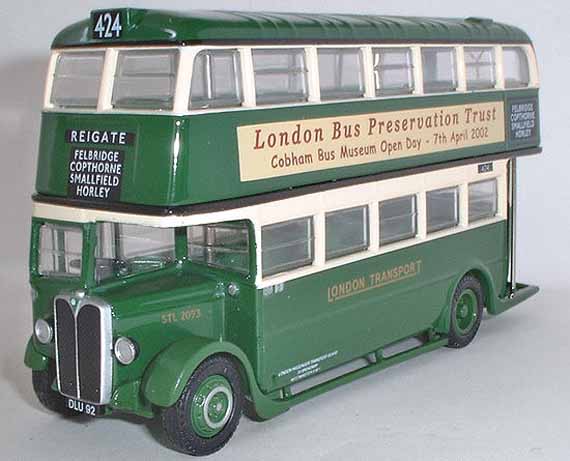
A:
[36,89,539,207]
[25,8,541,453]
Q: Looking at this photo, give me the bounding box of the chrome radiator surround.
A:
[53,294,113,405]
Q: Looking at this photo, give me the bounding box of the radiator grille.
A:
[54,296,112,404]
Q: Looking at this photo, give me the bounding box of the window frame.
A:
[111,48,180,111]
[379,194,418,247]
[251,47,310,106]
[187,220,252,275]
[189,48,244,110]
[43,43,538,114]
[502,45,531,89]
[372,46,415,96]
[421,46,459,94]
[261,216,314,278]
[325,205,370,261]
[317,47,366,101]
[426,186,461,234]
[468,178,499,223]
[464,46,497,91]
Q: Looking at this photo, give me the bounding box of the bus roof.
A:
[52,9,532,48]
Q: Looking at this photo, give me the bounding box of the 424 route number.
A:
[92,11,123,39]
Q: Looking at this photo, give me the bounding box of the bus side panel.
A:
[257,222,508,393]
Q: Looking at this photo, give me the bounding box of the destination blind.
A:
[67,147,125,201]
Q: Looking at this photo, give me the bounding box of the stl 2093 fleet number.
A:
[161,308,202,324]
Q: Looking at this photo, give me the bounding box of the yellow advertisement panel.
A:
[237,102,505,181]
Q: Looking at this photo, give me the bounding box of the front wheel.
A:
[447,275,484,349]
[161,355,243,456]
[32,365,80,417]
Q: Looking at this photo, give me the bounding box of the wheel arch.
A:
[141,336,256,409]
[434,263,499,334]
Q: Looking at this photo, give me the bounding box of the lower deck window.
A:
[379,195,417,245]
[262,217,313,277]
[469,179,498,223]
[188,221,250,274]
[427,187,459,233]
[325,206,369,260]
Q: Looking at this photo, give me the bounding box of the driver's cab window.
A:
[95,223,175,282]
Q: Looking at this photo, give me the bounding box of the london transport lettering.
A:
[237,102,504,181]
[65,129,135,201]
[327,260,423,303]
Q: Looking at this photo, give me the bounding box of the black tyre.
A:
[243,397,268,423]
[32,365,80,417]
[447,275,484,349]
[161,355,243,456]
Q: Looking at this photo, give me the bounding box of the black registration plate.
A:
[66,398,105,416]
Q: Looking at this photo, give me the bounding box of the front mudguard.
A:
[141,336,288,420]
[24,337,49,371]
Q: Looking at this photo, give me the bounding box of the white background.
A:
[0,1,569,460]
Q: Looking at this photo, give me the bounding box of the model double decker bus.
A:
[25,9,541,456]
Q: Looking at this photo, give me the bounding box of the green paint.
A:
[191,375,233,438]
[26,217,538,419]
[36,90,540,207]
[454,289,478,335]
[52,10,531,48]
[24,338,49,371]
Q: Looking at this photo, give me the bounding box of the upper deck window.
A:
[422,47,458,94]
[190,49,243,110]
[373,47,414,96]
[465,47,496,90]
[503,46,530,88]
[112,49,179,110]
[252,49,308,105]
[318,48,365,100]
[51,51,104,108]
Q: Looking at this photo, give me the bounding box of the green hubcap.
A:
[454,289,478,335]
[190,375,233,438]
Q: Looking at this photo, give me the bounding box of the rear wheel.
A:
[447,275,484,349]
[32,365,79,417]
[161,355,243,456]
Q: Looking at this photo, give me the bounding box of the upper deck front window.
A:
[51,51,105,108]
[112,49,179,110]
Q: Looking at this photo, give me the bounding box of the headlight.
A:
[34,319,53,344]
[114,337,138,365]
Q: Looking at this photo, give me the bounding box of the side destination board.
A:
[237,102,505,182]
